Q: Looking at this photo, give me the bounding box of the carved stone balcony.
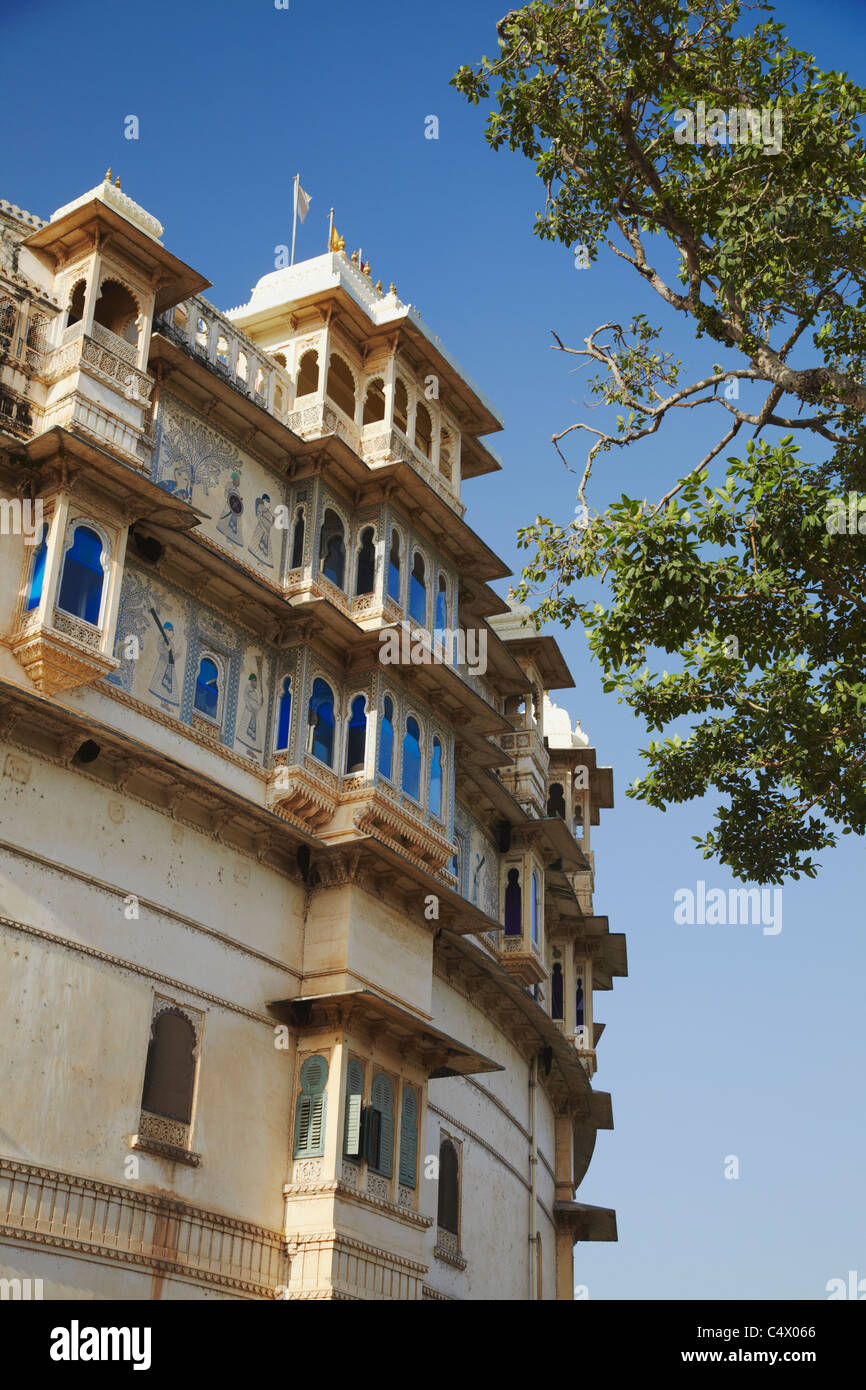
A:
[267,753,341,829]
[156,295,292,422]
[499,934,548,987]
[351,784,457,876]
[41,332,155,464]
[360,424,465,518]
[11,609,119,694]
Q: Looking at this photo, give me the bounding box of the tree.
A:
[453,0,866,883]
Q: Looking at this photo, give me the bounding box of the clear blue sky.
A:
[3,0,864,1300]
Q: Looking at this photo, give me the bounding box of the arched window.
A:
[193,656,221,721]
[362,377,386,425]
[141,1009,196,1124]
[379,695,394,780]
[415,402,433,459]
[25,522,49,612]
[293,1054,328,1157]
[172,301,189,332]
[437,1139,459,1235]
[409,552,426,626]
[547,783,566,819]
[343,1057,364,1160]
[274,383,285,414]
[326,353,356,419]
[236,350,248,382]
[66,280,86,329]
[387,529,401,603]
[551,962,564,1020]
[345,695,367,774]
[94,279,139,344]
[308,677,335,766]
[439,427,453,481]
[276,676,292,751]
[366,1073,394,1177]
[272,351,287,369]
[57,525,106,626]
[394,378,409,434]
[399,1088,418,1188]
[0,298,16,342]
[319,508,346,589]
[354,525,375,595]
[575,977,585,1029]
[297,349,319,396]
[429,737,443,819]
[531,871,540,944]
[291,506,305,569]
[402,716,421,800]
[254,366,267,399]
[504,867,521,935]
[435,575,447,633]
[216,334,230,367]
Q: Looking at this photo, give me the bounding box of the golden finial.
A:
[375,280,383,292]
[104,168,112,182]
[114,175,122,189]
[336,233,345,251]
[363,261,372,277]
[350,250,358,264]
[389,283,396,295]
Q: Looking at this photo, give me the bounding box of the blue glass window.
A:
[194,657,220,719]
[379,696,394,779]
[25,523,49,612]
[57,525,104,625]
[429,737,442,818]
[308,677,335,767]
[387,530,401,603]
[276,677,292,751]
[319,509,345,589]
[402,716,421,800]
[504,868,521,935]
[551,963,564,1019]
[355,526,375,596]
[531,871,540,943]
[435,575,447,633]
[409,552,426,626]
[345,695,367,774]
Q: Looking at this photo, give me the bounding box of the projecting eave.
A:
[1,427,206,533]
[497,630,575,692]
[266,989,503,1079]
[23,200,210,313]
[554,1201,618,1243]
[517,816,590,873]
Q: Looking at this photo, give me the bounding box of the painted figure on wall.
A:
[216,472,244,546]
[248,493,276,567]
[157,412,235,503]
[147,607,183,709]
[236,655,265,757]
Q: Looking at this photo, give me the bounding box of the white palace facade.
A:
[0,176,626,1301]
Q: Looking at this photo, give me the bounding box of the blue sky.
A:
[3,0,864,1300]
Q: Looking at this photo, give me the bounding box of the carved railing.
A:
[91,320,136,364]
[156,295,293,424]
[0,1156,288,1299]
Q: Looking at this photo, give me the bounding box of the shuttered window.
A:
[293,1054,328,1157]
[399,1087,418,1188]
[366,1072,394,1177]
[343,1057,364,1160]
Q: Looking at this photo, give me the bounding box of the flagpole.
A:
[291,173,299,267]
[328,207,334,253]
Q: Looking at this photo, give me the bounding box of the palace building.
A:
[0,176,626,1300]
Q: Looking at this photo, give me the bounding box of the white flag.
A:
[295,181,311,223]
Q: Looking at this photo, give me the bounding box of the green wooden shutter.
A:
[369,1073,394,1177]
[343,1058,364,1159]
[293,1054,328,1157]
[399,1088,418,1188]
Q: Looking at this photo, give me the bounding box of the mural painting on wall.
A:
[108,568,189,715]
[455,800,500,920]
[154,399,284,576]
[236,648,268,761]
